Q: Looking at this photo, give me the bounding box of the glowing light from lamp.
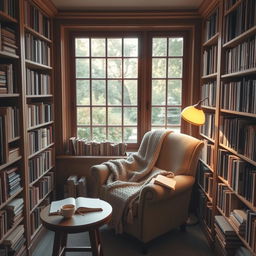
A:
[181,98,208,126]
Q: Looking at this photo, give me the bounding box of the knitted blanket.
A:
[101,129,173,233]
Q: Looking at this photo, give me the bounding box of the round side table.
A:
[40,199,112,256]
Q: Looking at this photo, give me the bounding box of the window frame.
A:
[69,30,190,150]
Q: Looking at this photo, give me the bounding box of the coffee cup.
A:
[60,204,76,218]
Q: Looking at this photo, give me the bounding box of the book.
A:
[152,174,176,190]
[49,197,103,215]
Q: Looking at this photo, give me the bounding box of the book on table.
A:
[49,197,103,215]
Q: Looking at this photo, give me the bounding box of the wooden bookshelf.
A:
[0,0,56,255]
[199,0,256,254]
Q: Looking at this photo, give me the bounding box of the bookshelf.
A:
[0,0,55,255]
[199,0,256,255]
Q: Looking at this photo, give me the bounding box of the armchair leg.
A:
[180,223,187,232]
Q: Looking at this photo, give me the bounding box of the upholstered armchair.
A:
[90,132,203,249]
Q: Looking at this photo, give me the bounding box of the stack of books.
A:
[5,198,24,229]
[0,24,17,55]
[215,215,242,255]
[229,209,247,237]
[0,210,7,240]
[1,225,26,256]
[0,64,13,94]
[64,175,87,198]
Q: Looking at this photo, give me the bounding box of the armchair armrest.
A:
[90,164,110,197]
[139,175,195,203]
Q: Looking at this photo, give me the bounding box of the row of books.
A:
[68,137,127,156]
[26,68,51,95]
[197,161,213,199]
[225,36,256,74]
[204,8,218,42]
[24,0,51,39]
[0,198,23,241]
[200,112,215,140]
[202,45,217,76]
[0,0,16,18]
[64,175,87,198]
[0,24,17,55]
[217,149,256,206]
[25,33,51,66]
[0,64,15,94]
[197,189,213,231]
[219,117,256,161]
[224,0,256,42]
[28,127,52,155]
[29,149,52,183]
[27,103,52,128]
[0,167,21,203]
[214,215,242,255]
[229,209,247,237]
[0,114,7,165]
[0,225,26,256]
[224,0,239,11]
[29,172,54,210]
[221,79,256,114]
[201,81,216,107]
[30,198,49,236]
[201,140,214,169]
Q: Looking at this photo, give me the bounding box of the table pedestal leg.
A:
[89,228,103,256]
[52,231,67,256]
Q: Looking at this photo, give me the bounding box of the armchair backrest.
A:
[155,133,204,177]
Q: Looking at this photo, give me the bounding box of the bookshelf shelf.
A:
[0,156,22,171]
[201,105,216,111]
[221,68,256,78]
[201,73,218,80]
[0,217,24,244]
[30,224,43,241]
[0,188,23,211]
[27,121,54,132]
[0,11,18,23]
[198,184,213,203]
[28,143,54,160]
[203,33,219,47]
[0,51,19,59]
[26,94,53,99]
[8,136,21,143]
[223,26,256,49]
[25,25,52,44]
[224,0,241,16]
[0,94,20,98]
[199,159,214,173]
[220,109,256,118]
[25,60,52,71]
[199,133,215,143]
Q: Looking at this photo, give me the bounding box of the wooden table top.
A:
[40,199,112,233]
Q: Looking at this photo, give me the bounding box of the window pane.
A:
[167,107,181,125]
[107,38,122,57]
[108,80,122,105]
[169,38,183,56]
[77,127,90,139]
[107,59,122,78]
[151,107,165,125]
[76,59,89,78]
[124,107,137,125]
[108,107,122,125]
[124,127,137,143]
[123,80,137,105]
[92,127,106,141]
[168,58,182,78]
[124,59,138,78]
[92,80,106,105]
[124,38,138,57]
[152,38,167,56]
[92,107,106,125]
[168,127,180,133]
[75,38,89,57]
[77,107,90,125]
[152,80,166,105]
[91,38,105,57]
[91,59,106,78]
[152,58,166,78]
[108,127,122,142]
[168,80,182,105]
[76,80,90,105]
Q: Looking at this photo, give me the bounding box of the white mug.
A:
[60,204,76,218]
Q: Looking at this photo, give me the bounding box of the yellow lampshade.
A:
[181,105,205,126]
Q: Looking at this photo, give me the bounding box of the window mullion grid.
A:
[105,37,108,140]
[121,38,124,142]
[89,38,93,140]
[165,37,169,129]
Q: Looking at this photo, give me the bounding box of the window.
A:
[73,32,186,146]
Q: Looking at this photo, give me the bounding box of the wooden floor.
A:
[32,224,214,256]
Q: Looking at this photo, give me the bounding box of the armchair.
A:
[91,132,203,248]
